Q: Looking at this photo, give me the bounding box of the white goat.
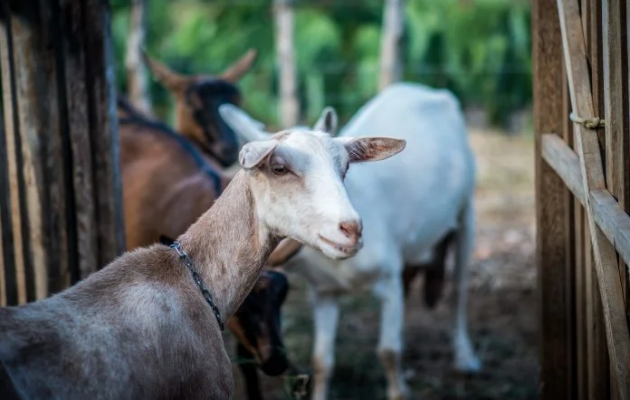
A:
[219,82,481,400]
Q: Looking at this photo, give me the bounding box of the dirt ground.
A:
[227,128,538,400]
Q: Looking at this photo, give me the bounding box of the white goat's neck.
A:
[177,170,280,320]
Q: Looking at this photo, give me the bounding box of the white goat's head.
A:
[225,104,405,260]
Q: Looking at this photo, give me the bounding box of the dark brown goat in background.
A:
[118,52,306,399]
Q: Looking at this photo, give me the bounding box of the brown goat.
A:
[0,126,405,399]
[142,49,257,167]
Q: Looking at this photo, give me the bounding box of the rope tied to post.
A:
[569,112,605,129]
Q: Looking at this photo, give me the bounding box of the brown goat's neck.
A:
[177,170,280,321]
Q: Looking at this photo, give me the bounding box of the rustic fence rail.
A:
[535,0,630,398]
[0,0,124,306]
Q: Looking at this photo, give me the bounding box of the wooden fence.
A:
[0,0,125,306]
[535,0,630,398]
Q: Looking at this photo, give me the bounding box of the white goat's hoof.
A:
[454,355,482,373]
[387,380,410,400]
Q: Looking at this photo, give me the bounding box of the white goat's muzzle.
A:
[316,217,363,260]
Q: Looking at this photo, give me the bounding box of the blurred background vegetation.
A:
[110,0,532,132]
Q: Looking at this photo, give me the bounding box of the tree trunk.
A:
[379,0,404,91]
[125,0,152,115]
[274,0,299,127]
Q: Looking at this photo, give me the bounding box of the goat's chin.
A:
[315,239,362,260]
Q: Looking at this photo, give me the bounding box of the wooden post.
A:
[274,0,299,128]
[378,0,404,91]
[534,0,575,398]
[125,0,151,115]
[0,0,124,304]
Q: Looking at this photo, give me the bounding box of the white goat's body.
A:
[293,83,474,290]
[281,83,480,400]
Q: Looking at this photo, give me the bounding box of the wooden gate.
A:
[0,0,125,306]
[535,0,630,398]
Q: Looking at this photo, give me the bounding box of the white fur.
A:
[220,82,480,400]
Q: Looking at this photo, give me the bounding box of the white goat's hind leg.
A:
[310,290,339,400]
[373,274,409,400]
[451,199,481,372]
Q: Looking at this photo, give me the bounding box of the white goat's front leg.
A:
[451,199,481,372]
[310,290,339,400]
[373,273,409,400]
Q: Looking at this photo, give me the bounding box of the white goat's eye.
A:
[271,164,288,175]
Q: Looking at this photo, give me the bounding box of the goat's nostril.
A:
[339,221,362,240]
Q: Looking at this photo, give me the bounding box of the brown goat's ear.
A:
[142,51,189,93]
[337,137,406,163]
[239,139,277,169]
[313,106,338,135]
[220,49,258,82]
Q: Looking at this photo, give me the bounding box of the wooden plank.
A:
[602,7,630,393]
[542,134,585,200]
[1,2,29,305]
[627,0,630,325]
[60,0,98,281]
[584,1,612,397]
[585,220,611,400]
[83,0,125,267]
[603,0,629,304]
[561,64,577,400]
[587,0,606,162]
[543,135,630,272]
[557,0,630,395]
[0,1,18,306]
[0,94,5,308]
[575,200,588,400]
[534,0,574,398]
[38,0,71,295]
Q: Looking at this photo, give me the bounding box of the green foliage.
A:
[111,0,531,128]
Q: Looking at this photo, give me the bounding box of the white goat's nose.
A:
[339,220,362,242]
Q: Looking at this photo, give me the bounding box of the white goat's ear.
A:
[219,104,271,143]
[336,137,406,163]
[313,106,338,135]
[239,140,277,169]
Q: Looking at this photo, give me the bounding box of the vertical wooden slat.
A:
[626,0,630,325]
[585,221,611,400]
[584,1,612,398]
[603,1,629,397]
[562,58,577,400]
[575,202,588,400]
[83,0,125,266]
[39,0,70,294]
[1,2,29,305]
[60,0,98,281]
[534,0,574,398]
[0,1,18,306]
[562,61,583,398]
[0,91,5,308]
[10,0,49,301]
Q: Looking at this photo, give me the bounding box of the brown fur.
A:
[119,109,228,249]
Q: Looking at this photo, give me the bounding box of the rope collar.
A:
[169,241,224,331]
